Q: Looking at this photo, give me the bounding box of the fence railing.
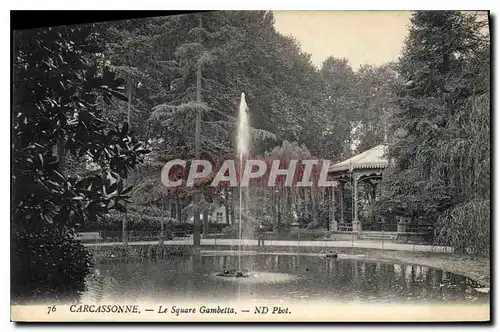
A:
[78,228,449,253]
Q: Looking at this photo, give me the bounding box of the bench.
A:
[172,231,187,238]
[338,225,353,232]
[206,228,222,234]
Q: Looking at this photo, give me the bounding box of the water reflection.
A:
[83,254,489,304]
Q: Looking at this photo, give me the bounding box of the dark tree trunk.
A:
[230,188,235,226]
[170,201,175,221]
[285,188,292,223]
[224,189,230,225]
[277,191,281,225]
[270,191,275,225]
[202,209,209,237]
[176,195,182,222]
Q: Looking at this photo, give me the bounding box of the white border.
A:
[1,1,497,331]
[0,0,496,10]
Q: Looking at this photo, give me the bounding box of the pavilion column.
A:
[330,185,338,231]
[340,181,344,224]
[352,173,361,234]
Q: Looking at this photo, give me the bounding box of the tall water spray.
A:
[237,93,250,271]
[237,92,249,159]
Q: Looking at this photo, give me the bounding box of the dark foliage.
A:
[376,11,490,254]
[12,24,149,300]
[11,227,91,303]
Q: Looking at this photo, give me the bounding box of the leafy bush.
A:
[299,229,331,240]
[222,225,238,237]
[12,24,148,300]
[11,228,91,303]
[164,245,192,257]
[94,245,191,261]
[274,223,291,234]
[172,223,195,234]
[436,199,490,256]
[131,245,192,258]
[205,222,227,232]
[296,214,313,228]
[267,229,330,241]
[80,212,175,242]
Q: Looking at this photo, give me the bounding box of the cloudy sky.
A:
[273,11,413,69]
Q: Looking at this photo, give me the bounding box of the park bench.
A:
[338,224,353,232]
[77,232,102,242]
[172,231,187,238]
[206,228,224,235]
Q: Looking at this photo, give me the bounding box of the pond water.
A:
[82,252,489,304]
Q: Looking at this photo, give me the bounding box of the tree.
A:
[150,13,220,248]
[317,57,360,160]
[100,12,410,235]
[354,63,401,152]
[135,12,279,232]
[12,24,148,301]
[376,11,490,253]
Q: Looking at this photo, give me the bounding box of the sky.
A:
[273,11,413,69]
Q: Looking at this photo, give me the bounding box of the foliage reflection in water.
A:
[83,253,489,304]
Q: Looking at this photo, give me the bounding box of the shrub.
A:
[296,214,313,228]
[222,225,238,237]
[436,199,490,256]
[80,212,175,242]
[205,222,226,232]
[172,223,195,234]
[11,228,92,303]
[274,223,291,234]
[298,229,330,240]
[164,245,191,257]
[12,25,147,303]
[266,228,330,241]
[135,245,192,258]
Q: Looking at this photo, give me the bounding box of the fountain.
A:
[82,95,490,309]
[216,92,251,279]
[215,269,249,278]
[237,92,249,273]
[237,92,250,163]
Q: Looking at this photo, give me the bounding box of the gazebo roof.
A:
[329,144,388,173]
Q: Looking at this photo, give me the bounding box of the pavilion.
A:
[328,144,389,236]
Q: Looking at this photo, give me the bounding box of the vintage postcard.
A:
[10,10,490,322]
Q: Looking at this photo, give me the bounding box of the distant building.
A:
[211,205,227,224]
[187,205,228,224]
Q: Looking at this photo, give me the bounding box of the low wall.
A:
[85,238,454,254]
[396,232,427,242]
[331,231,428,243]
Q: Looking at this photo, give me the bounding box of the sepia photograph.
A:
[10,9,491,322]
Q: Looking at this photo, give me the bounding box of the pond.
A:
[82,252,489,305]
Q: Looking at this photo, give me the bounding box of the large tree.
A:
[90,11,417,233]
[354,63,401,152]
[376,11,490,253]
[12,24,148,301]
